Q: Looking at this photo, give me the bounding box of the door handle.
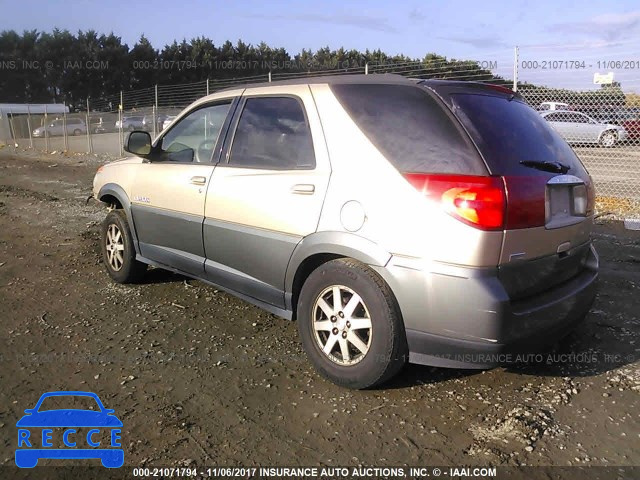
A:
[190,176,207,186]
[291,184,315,195]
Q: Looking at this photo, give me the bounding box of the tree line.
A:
[0,29,630,110]
[0,29,504,109]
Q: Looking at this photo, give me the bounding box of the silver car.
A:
[115,116,145,131]
[33,118,87,137]
[93,75,598,389]
[541,110,627,147]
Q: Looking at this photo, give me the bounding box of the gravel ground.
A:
[0,146,638,479]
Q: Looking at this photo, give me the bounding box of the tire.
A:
[599,130,617,147]
[101,210,146,283]
[73,129,82,136]
[297,258,408,389]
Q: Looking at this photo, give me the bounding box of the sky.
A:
[1,0,639,92]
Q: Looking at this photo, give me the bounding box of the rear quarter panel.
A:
[310,84,502,268]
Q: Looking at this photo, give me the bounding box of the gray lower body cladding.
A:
[373,243,599,368]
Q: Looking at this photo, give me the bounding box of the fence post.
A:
[154,84,158,138]
[365,62,368,75]
[268,71,272,82]
[86,98,93,154]
[2,111,9,147]
[152,105,157,138]
[206,78,209,96]
[63,107,69,152]
[513,46,519,92]
[44,105,50,153]
[27,105,33,149]
[119,91,124,156]
[8,107,16,151]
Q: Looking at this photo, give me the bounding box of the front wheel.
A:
[101,210,146,283]
[297,258,407,389]
[600,130,617,147]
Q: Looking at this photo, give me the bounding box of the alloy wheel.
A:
[312,285,373,366]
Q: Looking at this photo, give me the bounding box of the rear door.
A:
[433,87,595,299]
[203,85,331,308]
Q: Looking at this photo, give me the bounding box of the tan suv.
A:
[93,74,598,389]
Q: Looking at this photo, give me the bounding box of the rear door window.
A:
[228,96,315,169]
[449,93,588,178]
[330,84,485,175]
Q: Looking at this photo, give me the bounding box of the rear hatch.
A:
[423,81,596,300]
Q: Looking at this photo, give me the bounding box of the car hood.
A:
[17,410,123,427]
[103,157,145,167]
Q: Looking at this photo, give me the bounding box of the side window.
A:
[160,102,231,163]
[544,113,559,122]
[228,97,315,169]
[571,113,588,123]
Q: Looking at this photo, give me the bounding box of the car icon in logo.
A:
[16,391,123,468]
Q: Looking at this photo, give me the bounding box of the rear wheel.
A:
[73,129,82,136]
[297,258,407,389]
[600,130,617,147]
[101,210,146,283]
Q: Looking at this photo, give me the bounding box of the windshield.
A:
[449,93,589,178]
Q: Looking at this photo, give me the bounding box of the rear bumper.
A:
[374,244,598,369]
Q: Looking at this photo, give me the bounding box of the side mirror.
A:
[24,409,35,414]
[125,131,152,156]
[105,408,115,414]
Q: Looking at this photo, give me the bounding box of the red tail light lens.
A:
[502,176,548,229]
[403,174,505,230]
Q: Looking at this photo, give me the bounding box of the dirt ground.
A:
[0,146,638,478]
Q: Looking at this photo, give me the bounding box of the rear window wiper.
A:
[520,160,570,174]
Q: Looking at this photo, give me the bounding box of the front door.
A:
[130,100,235,276]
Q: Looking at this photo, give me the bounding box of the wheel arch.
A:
[599,129,618,146]
[285,232,392,317]
[98,183,140,253]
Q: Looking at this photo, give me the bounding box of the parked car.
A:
[142,113,174,133]
[621,114,640,141]
[540,110,627,147]
[33,118,87,137]
[93,75,598,389]
[162,115,176,130]
[537,101,569,111]
[161,115,176,131]
[115,116,145,131]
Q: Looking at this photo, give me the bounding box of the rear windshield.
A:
[330,84,485,175]
[449,93,588,177]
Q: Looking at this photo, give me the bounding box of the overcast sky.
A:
[2,0,639,91]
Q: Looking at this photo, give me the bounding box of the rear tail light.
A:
[403,174,505,230]
[502,176,548,229]
[482,83,517,96]
[404,173,556,230]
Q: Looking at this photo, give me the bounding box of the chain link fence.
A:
[2,54,639,218]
